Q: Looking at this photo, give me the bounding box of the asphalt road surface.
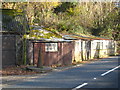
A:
[2,56,120,90]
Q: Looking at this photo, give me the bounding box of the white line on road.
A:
[101,65,120,76]
[72,83,88,90]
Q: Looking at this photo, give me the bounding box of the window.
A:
[45,43,58,52]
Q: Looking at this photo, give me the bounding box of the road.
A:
[2,56,120,90]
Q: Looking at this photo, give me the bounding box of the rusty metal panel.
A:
[62,42,74,65]
[33,43,45,65]
[33,41,75,66]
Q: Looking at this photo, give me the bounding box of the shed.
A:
[72,34,92,61]
[90,39,117,59]
[27,27,117,66]
[71,34,117,60]
[62,33,117,62]
[1,9,29,68]
[26,27,75,66]
[32,39,74,66]
[63,34,92,62]
[62,34,82,62]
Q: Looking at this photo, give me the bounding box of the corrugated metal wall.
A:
[33,42,75,66]
[33,39,117,66]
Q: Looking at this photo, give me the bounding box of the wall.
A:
[2,35,16,67]
[81,40,91,61]
[32,39,117,66]
[33,41,75,66]
[90,40,116,59]
[91,40,108,59]
[74,40,82,62]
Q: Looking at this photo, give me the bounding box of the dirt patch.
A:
[1,65,39,76]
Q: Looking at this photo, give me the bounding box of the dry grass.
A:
[1,65,39,76]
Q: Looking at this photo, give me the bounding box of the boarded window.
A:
[45,43,58,52]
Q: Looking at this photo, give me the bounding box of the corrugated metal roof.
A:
[32,39,73,43]
[63,35,78,40]
[62,34,91,40]
[62,33,111,40]
[72,34,92,40]
[28,26,111,41]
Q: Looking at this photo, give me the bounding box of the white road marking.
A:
[101,65,120,76]
[72,83,88,90]
[93,78,97,80]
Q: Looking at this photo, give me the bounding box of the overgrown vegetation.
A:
[2,2,120,53]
